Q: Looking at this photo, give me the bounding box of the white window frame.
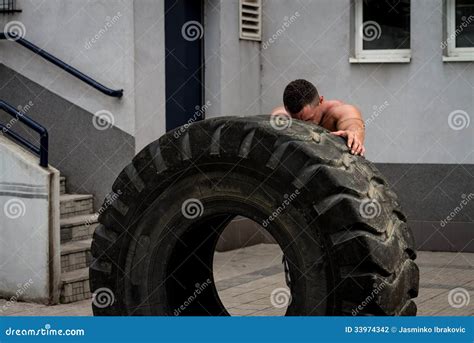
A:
[443,0,474,62]
[350,0,411,63]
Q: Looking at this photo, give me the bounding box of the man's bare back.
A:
[272,80,365,156]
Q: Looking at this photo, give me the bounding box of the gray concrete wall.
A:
[133,0,167,151]
[0,64,135,209]
[0,135,60,305]
[204,0,261,117]
[0,0,167,151]
[260,0,474,164]
[378,163,473,252]
[0,0,166,204]
[206,0,473,252]
[1,0,470,253]
[0,0,135,136]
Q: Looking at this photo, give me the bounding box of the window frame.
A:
[350,0,411,63]
[443,0,474,62]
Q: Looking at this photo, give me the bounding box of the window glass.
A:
[455,0,474,47]
[362,0,410,50]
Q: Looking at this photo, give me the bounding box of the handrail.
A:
[0,32,123,98]
[0,100,48,167]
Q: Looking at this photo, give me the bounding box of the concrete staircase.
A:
[59,176,98,303]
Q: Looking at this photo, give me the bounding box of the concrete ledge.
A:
[0,135,60,304]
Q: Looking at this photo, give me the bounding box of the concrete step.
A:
[60,267,91,304]
[60,213,99,243]
[60,194,94,218]
[61,238,92,273]
[60,176,66,195]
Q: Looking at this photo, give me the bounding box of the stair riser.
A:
[60,179,66,195]
[60,199,93,218]
[61,222,98,243]
[58,175,95,303]
[60,279,91,304]
[61,250,92,273]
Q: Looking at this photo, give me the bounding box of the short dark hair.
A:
[283,79,319,115]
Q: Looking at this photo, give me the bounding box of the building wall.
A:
[209,0,473,252]
[204,0,261,117]
[260,0,473,164]
[0,0,471,252]
[0,0,166,206]
[133,0,167,151]
[0,0,167,151]
[0,0,135,135]
[0,63,135,209]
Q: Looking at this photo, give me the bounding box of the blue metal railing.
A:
[0,100,48,167]
[0,32,123,97]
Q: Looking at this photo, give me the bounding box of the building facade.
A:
[1,0,472,256]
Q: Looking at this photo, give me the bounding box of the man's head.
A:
[283,79,320,120]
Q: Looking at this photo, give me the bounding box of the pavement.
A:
[1,244,472,316]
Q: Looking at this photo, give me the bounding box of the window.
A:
[239,0,262,41]
[0,0,21,13]
[351,0,411,63]
[443,0,474,61]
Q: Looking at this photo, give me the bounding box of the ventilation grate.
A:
[239,0,262,41]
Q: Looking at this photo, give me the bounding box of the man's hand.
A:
[331,130,365,156]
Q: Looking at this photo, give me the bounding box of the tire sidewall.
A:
[121,166,333,315]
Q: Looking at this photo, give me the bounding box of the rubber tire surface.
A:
[90,115,419,316]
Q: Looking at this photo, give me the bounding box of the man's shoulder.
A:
[325,99,345,107]
[322,100,346,117]
[325,101,358,115]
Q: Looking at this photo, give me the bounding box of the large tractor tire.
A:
[89,115,419,316]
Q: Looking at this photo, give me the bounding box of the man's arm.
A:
[329,104,365,156]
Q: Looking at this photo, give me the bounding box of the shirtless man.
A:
[272,79,365,156]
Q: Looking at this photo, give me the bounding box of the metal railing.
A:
[0,32,123,97]
[0,100,48,167]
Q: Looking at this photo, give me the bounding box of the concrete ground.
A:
[1,244,472,316]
